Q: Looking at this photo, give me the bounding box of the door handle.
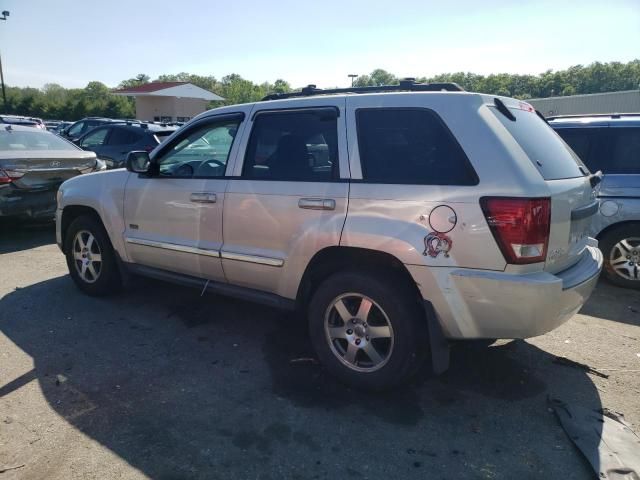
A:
[190,192,217,203]
[298,198,336,211]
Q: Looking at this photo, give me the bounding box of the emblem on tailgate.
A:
[50,161,61,167]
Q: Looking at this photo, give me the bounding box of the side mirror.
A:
[126,151,151,173]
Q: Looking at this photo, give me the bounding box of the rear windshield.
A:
[490,106,588,180]
[0,130,79,151]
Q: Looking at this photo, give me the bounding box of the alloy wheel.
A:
[72,230,102,284]
[324,293,394,372]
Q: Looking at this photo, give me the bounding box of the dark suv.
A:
[76,123,176,169]
[60,117,123,142]
[550,114,640,288]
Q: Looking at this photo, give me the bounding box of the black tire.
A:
[600,224,640,289]
[308,270,428,390]
[64,214,121,296]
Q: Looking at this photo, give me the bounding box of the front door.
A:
[123,113,245,281]
[222,99,350,299]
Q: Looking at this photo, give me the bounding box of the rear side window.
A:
[243,109,338,182]
[108,128,143,145]
[555,128,594,164]
[356,109,478,185]
[609,128,640,174]
[490,107,587,180]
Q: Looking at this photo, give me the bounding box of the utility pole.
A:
[0,10,9,110]
[348,74,358,87]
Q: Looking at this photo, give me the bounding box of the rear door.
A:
[222,98,349,298]
[491,104,597,273]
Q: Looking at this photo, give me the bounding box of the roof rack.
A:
[546,112,640,120]
[261,78,465,101]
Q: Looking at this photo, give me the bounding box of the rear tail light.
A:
[480,197,551,264]
[0,169,24,184]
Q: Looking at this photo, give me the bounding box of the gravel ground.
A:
[0,221,639,480]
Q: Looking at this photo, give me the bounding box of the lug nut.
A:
[627,255,631,259]
[346,329,353,335]
[355,339,361,345]
[363,323,367,327]
[352,319,357,324]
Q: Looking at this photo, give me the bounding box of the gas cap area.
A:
[428,205,457,233]
[599,200,619,217]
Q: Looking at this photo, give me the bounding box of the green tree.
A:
[117,74,150,89]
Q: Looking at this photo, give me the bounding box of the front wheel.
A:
[64,215,121,296]
[600,224,640,289]
[308,271,427,390]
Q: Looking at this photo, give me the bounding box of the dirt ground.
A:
[1,221,639,479]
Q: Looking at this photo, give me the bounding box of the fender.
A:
[57,169,131,260]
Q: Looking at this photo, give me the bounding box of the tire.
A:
[600,224,640,289]
[64,214,121,296]
[308,270,428,390]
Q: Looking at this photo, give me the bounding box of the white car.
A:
[56,80,602,389]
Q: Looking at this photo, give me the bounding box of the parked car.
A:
[75,123,177,169]
[52,121,73,135]
[0,125,101,219]
[60,117,136,142]
[56,80,602,389]
[0,115,45,129]
[550,113,640,288]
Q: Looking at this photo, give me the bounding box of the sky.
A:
[1,0,639,90]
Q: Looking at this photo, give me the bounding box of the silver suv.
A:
[550,114,640,289]
[56,81,603,389]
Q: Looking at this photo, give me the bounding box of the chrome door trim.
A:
[125,237,220,258]
[220,250,284,267]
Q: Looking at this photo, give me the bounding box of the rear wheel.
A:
[600,224,640,289]
[308,271,427,390]
[64,215,121,296]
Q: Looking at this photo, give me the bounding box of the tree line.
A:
[3,60,639,121]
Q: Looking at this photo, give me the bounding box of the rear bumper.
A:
[408,244,603,339]
[0,185,57,219]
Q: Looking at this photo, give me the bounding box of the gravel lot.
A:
[1,220,639,480]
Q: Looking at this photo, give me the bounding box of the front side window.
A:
[356,109,477,185]
[68,121,85,136]
[609,128,640,174]
[156,119,240,178]
[243,110,338,181]
[81,127,109,147]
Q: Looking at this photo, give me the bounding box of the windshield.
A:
[490,106,589,180]
[0,130,79,152]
